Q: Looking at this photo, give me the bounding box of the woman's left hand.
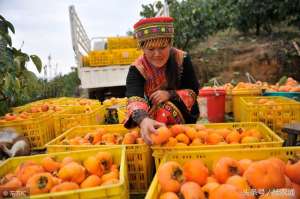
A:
[150,90,170,105]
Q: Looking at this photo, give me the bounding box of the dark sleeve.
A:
[125,66,145,98]
[180,54,200,93]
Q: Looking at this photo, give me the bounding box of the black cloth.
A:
[126,54,200,124]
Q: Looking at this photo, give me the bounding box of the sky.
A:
[0,0,154,78]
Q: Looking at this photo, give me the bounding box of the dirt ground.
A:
[189,29,300,86]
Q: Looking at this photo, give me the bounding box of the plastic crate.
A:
[46,124,152,194]
[107,37,138,50]
[263,91,300,102]
[240,96,300,138]
[151,122,283,169]
[0,147,128,199]
[232,88,261,121]
[89,50,113,66]
[112,49,142,65]
[145,146,300,199]
[0,114,55,150]
[53,106,106,137]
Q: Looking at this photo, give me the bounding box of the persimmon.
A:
[215,128,231,139]
[92,130,104,144]
[136,137,145,144]
[151,126,172,145]
[268,157,286,173]
[41,157,61,173]
[101,169,119,183]
[285,159,300,184]
[41,104,49,112]
[50,182,79,192]
[201,182,220,199]
[225,175,250,192]
[101,179,119,186]
[239,159,253,174]
[179,181,205,199]
[130,130,139,139]
[101,134,116,144]
[26,172,55,195]
[184,126,198,140]
[195,130,208,142]
[226,131,241,144]
[58,162,86,184]
[157,161,185,192]
[244,160,285,189]
[4,113,17,121]
[175,133,190,145]
[183,159,208,186]
[206,176,218,183]
[16,162,44,185]
[83,156,104,177]
[159,192,179,199]
[0,177,22,188]
[61,156,75,166]
[164,137,178,147]
[122,133,136,144]
[213,157,242,183]
[80,175,102,188]
[190,138,203,146]
[170,124,185,136]
[210,184,246,199]
[96,152,113,171]
[284,175,293,188]
[206,133,223,145]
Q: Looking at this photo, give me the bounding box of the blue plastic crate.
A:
[263,91,300,101]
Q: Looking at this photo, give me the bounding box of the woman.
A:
[124,16,199,144]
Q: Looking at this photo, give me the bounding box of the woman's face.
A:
[143,45,171,68]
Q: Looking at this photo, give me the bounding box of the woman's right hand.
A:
[139,117,165,145]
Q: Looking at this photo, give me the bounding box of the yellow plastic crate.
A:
[145,146,300,199]
[151,122,283,169]
[46,124,152,194]
[107,37,138,49]
[12,98,64,113]
[240,96,300,138]
[232,88,261,121]
[89,50,113,66]
[112,49,142,65]
[0,114,55,150]
[53,106,106,137]
[0,147,128,199]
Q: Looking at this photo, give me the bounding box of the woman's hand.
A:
[149,90,170,105]
[139,117,165,145]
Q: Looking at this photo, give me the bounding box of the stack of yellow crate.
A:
[83,36,142,67]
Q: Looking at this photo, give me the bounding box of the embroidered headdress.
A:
[133,17,174,48]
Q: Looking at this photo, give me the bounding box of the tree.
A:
[140,0,235,50]
[234,0,284,35]
[0,15,42,115]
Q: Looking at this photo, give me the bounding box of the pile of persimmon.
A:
[102,97,128,106]
[61,128,145,145]
[151,125,265,147]
[157,156,300,199]
[0,152,119,195]
[0,105,62,123]
[266,77,300,92]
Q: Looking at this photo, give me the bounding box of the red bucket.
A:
[198,88,226,122]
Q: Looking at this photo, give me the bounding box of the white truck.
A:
[69,5,130,100]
